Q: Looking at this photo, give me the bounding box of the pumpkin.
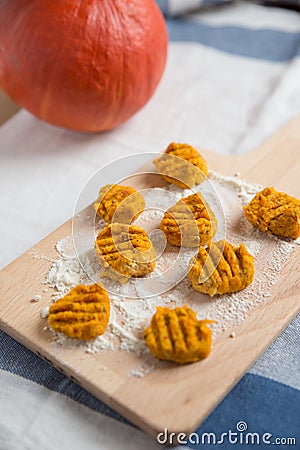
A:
[0,0,168,132]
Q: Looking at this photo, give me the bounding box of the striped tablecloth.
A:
[0,2,299,449]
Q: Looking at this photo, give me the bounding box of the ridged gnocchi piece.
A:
[48,284,110,340]
[153,142,208,189]
[160,193,217,247]
[188,240,254,296]
[144,305,213,364]
[243,186,300,240]
[94,184,145,224]
[95,223,156,284]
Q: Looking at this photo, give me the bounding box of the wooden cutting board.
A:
[0,116,299,439]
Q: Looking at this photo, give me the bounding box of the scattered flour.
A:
[208,170,262,205]
[40,307,49,319]
[55,236,75,258]
[40,172,296,377]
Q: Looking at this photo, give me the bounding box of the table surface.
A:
[0,2,299,449]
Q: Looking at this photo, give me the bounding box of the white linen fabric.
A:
[0,3,299,449]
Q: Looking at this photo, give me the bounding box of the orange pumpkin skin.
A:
[0,0,168,132]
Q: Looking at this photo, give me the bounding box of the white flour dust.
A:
[40,172,296,377]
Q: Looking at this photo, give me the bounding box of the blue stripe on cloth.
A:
[186,373,300,449]
[167,19,300,62]
[156,0,230,16]
[156,0,169,14]
[0,330,129,425]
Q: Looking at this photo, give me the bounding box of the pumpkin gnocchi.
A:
[188,240,255,297]
[94,184,145,224]
[95,223,156,284]
[48,284,110,340]
[243,186,300,240]
[153,142,208,189]
[144,305,213,364]
[160,193,217,247]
